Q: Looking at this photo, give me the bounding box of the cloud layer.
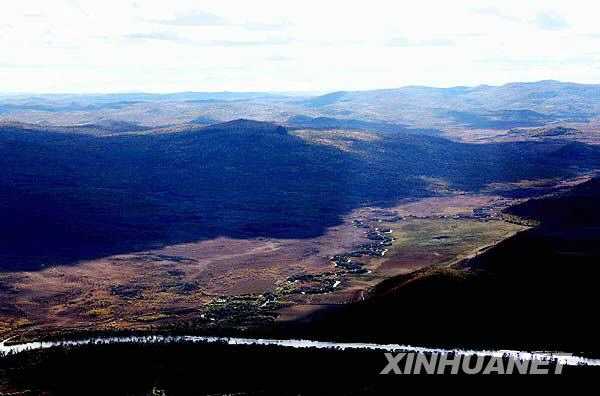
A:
[0,0,599,92]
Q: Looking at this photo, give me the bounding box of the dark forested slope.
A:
[2,120,600,270]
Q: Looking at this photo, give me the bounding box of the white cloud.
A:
[0,0,599,93]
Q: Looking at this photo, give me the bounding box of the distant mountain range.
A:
[301,80,600,127]
[2,81,600,132]
[306,80,600,112]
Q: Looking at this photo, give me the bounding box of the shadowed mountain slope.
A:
[2,119,600,270]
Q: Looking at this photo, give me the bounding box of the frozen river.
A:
[1,334,599,367]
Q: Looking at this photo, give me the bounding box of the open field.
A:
[2,171,592,341]
[0,190,529,340]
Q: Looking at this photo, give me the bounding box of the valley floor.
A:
[2,175,589,342]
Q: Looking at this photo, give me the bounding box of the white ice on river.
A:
[1,335,599,367]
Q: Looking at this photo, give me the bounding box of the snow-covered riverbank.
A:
[1,335,599,367]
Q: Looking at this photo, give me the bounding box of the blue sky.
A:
[1,0,599,93]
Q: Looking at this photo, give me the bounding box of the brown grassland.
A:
[0,191,532,341]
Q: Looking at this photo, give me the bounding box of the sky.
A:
[1,0,600,93]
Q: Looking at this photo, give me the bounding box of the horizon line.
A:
[1,79,598,97]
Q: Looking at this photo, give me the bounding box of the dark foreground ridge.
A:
[0,341,596,394]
